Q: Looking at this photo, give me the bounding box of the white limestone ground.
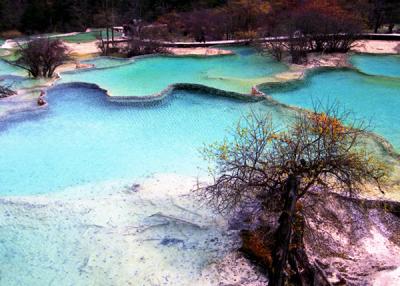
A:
[0,89,44,120]
[305,193,400,286]
[0,174,266,286]
[352,40,400,54]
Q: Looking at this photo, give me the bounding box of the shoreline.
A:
[62,39,400,58]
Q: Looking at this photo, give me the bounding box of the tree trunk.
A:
[388,23,394,34]
[288,213,316,285]
[105,0,110,55]
[269,175,299,286]
[374,13,383,34]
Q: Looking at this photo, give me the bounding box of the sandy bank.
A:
[55,61,94,73]
[64,40,234,58]
[271,53,350,82]
[352,40,400,54]
[167,47,233,56]
[64,41,101,57]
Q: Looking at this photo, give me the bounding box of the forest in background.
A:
[0,0,399,37]
[0,0,225,34]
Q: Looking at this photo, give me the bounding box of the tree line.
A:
[0,0,398,36]
[0,0,226,34]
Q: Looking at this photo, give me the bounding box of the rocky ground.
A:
[304,193,400,285]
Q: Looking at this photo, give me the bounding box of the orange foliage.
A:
[240,229,273,268]
[310,112,346,137]
[296,0,359,22]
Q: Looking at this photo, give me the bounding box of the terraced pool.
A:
[0,86,284,285]
[0,59,21,77]
[59,47,288,97]
[262,67,400,151]
[0,47,399,285]
[0,85,288,196]
[351,54,400,78]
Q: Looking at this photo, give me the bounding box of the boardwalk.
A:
[105,33,400,48]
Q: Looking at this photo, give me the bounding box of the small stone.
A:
[37,96,47,106]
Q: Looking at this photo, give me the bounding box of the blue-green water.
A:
[0,59,22,77]
[1,49,400,285]
[60,48,288,96]
[1,75,46,90]
[263,69,400,150]
[0,85,284,196]
[351,54,400,78]
[0,60,39,90]
[82,57,134,69]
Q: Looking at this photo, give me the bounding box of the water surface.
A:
[262,69,400,150]
[351,54,400,78]
[1,49,400,286]
[60,48,288,97]
[0,85,286,196]
[0,59,22,77]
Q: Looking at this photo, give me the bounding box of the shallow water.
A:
[351,54,400,78]
[1,49,400,285]
[0,59,22,77]
[0,85,287,196]
[82,57,135,69]
[263,69,400,150]
[59,48,288,96]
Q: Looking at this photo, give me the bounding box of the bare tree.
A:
[11,38,69,78]
[261,1,363,64]
[0,84,16,98]
[123,21,168,57]
[125,38,166,57]
[199,104,389,285]
[260,40,288,62]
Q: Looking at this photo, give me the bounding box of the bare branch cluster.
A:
[199,104,390,285]
[0,84,16,98]
[12,38,70,78]
[200,104,389,214]
[261,1,363,63]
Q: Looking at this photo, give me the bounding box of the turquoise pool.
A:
[0,60,40,90]
[351,54,400,78]
[262,69,400,150]
[0,59,22,77]
[82,57,135,69]
[1,48,400,285]
[59,47,288,97]
[0,85,287,196]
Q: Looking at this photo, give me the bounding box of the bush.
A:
[0,84,16,98]
[125,39,167,57]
